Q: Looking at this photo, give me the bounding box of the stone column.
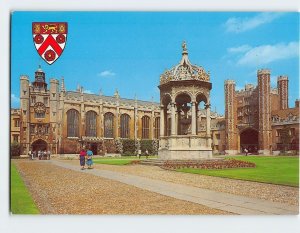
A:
[205,103,212,149]
[205,103,211,137]
[171,102,176,136]
[160,105,165,137]
[176,105,181,135]
[191,101,196,135]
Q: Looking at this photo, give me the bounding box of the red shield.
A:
[32,22,68,65]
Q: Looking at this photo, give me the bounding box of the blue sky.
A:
[11,12,299,114]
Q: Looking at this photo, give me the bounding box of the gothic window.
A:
[13,135,19,142]
[120,114,130,138]
[14,119,20,127]
[142,116,150,139]
[154,117,160,139]
[86,111,97,137]
[31,96,36,104]
[44,97,48,105]
[276,129,281,137]
[104,112,114,138]
[67,109,79,137]
[30,124,35,134]
[45,125,49,134]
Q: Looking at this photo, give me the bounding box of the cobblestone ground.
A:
[62,159,299,206]
[13,160,230,215]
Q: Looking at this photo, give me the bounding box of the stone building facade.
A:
[224,70,299,155]
[17,66,161,155]
[11,108,21,143]
[11,45,299,156]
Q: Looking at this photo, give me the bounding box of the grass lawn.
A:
[177,156,299,187]
[10,162,39,214]
[93,156,157,165]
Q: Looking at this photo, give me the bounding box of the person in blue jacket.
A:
[86,147,94,169]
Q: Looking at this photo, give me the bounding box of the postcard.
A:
[9,11,299,218]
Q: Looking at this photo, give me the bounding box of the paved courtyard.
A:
[13,159,299,215]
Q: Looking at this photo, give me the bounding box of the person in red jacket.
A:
[79,148,87,170]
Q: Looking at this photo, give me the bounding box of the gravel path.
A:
[13,160,230,215]
[61,159,299,206]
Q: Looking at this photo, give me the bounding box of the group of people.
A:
[28,149,51,160]
[138,149,149,159]
[79,148,94,170]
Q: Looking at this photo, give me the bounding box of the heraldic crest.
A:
[32,22,68,65]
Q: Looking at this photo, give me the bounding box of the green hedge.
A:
[121,139,156,156]
[11,142,21,157]
[122,139,136,156]
[140,140,153,154]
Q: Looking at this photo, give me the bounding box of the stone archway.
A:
[31,139,48,152]
[175,93,192,135]
[240,128,258,153]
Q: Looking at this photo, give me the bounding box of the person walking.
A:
[28,150,32,160]
[86,148,94,169]
[138,148,142,159]
[244,148,248,156]
[145,149,149,159]
[79,148,86,170]
[42,150,47,160]
[47,150,51,160]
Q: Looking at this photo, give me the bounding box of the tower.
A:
[224,80,238,154]
[257,69,272,155]
[50,78,60,153]
[277,75,289,110]
[20,75,30,154]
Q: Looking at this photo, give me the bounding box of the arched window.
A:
[86,111,97,137]
[120,114,130,138]
[104,112,114,138]
[154,117,160,139]
[142,116,150,139]
[67,109,79,137]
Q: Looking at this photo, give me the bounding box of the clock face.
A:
[34,102,46,114]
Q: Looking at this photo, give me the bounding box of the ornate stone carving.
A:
[160,42,210,85]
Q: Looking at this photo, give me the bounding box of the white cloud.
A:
[225,13,284,33]
[83,89,94,94]
[237,41,299,66]
[11,94,20,104]
[97,70,116,77]
[227,45,251,53]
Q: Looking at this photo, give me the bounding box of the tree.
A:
[11,142,21,157]
[279,126,292,152]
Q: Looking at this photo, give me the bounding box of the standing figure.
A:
[138,149,142,159]
[47,150,51,160]
[145,149,149,159]
[28,150,32,160]
[42,150,47,160]
[38,150,41,160]
[244,148,248,156]
[79,148,86,170]
[86,148,94,169]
